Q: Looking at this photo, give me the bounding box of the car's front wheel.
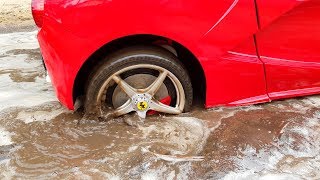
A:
[85,46,193,119]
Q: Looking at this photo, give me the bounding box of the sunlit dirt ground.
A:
[0,0,35,33]
[1,2,320,179]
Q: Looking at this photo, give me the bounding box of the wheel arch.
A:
[73,34,206,107]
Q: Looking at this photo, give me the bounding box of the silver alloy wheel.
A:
[96,64,186,118]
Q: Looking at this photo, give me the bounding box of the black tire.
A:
[84,45,193,117]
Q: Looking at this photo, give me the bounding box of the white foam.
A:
[140,165,186,180]
[128,145,138,152]
[0,31,38,54]
[138,117,210,155]
[16,107,67,124]
[0,158,16,180]
[302,96,320,107]
[223,171,302,180]
[0,128,13,146]
[141,172,160,180]
[0,74,57,111]
[224,111,320,179]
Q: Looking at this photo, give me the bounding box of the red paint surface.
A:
[36,0,320,110]
[255,0,320,100]
[31,0,45,28]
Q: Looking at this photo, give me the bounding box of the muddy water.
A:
[0,31,320,179]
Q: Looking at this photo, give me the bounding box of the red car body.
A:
[33,0,320,110]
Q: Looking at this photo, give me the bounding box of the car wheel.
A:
[85,46,193,119]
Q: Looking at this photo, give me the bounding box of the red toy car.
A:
[32,0,320,118]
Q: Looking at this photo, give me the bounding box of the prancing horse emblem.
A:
[137,101,148,111]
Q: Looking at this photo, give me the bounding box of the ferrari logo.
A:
[137,101,148,111]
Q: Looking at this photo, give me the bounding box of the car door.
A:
[199,0,269,106]
[255,0,320,100]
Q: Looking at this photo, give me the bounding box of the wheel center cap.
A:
[137,101,148,111]
[132,94,151,112]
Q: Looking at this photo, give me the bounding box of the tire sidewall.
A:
[85,46,193,116]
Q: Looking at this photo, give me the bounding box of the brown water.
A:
[0,31,320,179]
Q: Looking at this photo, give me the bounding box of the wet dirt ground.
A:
[0,0,35,33]
[0,30,320,179]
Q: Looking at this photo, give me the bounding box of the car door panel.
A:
[255,0,320,99]
[255,0,303,28]
[200,0,269,107]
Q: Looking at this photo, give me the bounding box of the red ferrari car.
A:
[32,0,320,118]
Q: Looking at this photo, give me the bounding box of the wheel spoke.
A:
[113,99,134,117]
[149,99,182,114]
[112,75,137,97]
[146,70,168,96]
[137,111,147,119]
